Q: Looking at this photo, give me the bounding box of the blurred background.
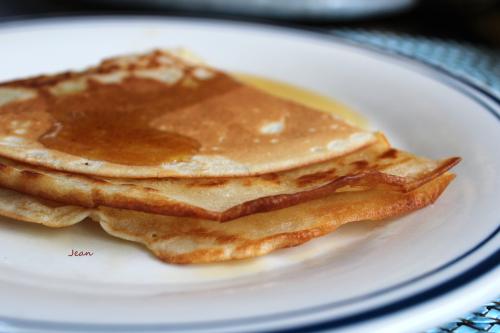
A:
[0,0,499,47]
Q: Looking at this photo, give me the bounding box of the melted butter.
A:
[38,75,236,166]
[235,73,368,128]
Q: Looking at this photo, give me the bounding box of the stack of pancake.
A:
[0,50,459,264]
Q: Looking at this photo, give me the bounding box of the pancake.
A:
[0,188,88,227]
[0,173,454,263]
[97,174,454,263]
[0,49,376,178]
[0,48,461,264]
[0,134,459,221]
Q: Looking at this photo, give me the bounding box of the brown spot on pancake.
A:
[95,64,120,74]
[189,229,240,243]
[296,169,337,187]
[3,72,79,89]
[260,172,281,184]
[380,148,398,159]
[350,160,369,169]
[20,170,42,178]
[186,178,229,187]
[122,183,138,187]
[241,179,254,187]
[81,175,108,185]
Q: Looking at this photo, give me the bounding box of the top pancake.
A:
[0,49,375,178]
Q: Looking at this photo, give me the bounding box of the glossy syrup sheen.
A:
[38,73,366,166]
[39,74,236,165]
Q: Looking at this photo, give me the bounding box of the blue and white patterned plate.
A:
[0,16,498,333]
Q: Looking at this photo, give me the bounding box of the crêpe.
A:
[0,187,88,227]
[0,49,376,178]
[0,134,459,221]
[0,48,461,264]
[0,172,454,263]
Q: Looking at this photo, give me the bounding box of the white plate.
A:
[0,16,498,333]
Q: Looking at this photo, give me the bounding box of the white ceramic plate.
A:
[0,16,498,333]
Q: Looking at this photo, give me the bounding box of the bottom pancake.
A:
[0,188,89,227]
[95,174,454,263]
[0,174,454,263]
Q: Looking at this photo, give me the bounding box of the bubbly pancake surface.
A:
[0,50,375,178]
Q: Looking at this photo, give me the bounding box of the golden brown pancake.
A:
[0,134,459,221]
[0,49,376,178]
[0,173,454,263]
[0,49,461,265]
[0,187,88,227]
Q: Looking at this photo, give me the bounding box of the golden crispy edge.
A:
[218,157,459,222]
[0,156,460,222]
[0,50,191,89]
[98,173,455,264]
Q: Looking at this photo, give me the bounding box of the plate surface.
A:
[0,16,498,333]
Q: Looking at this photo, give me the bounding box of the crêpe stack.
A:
[0,49,459,264]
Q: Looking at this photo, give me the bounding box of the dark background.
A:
[0,0,499,48]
